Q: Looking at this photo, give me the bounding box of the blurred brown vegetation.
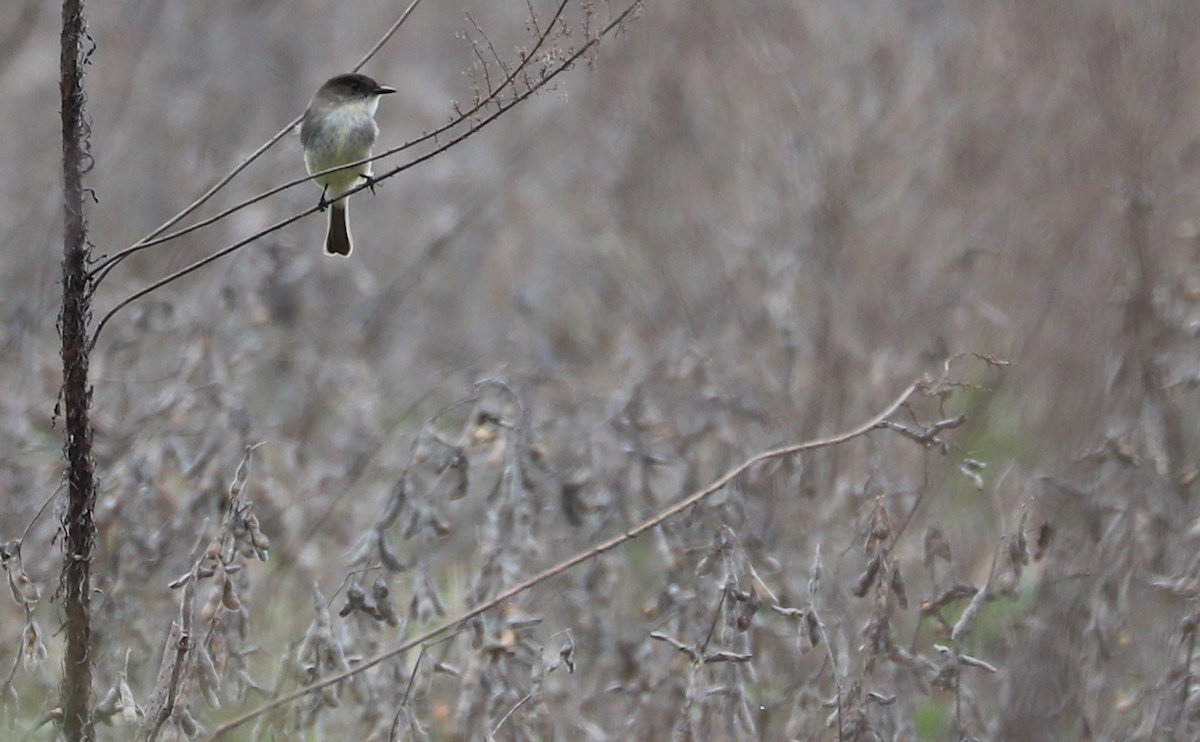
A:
[3,0,1200,739]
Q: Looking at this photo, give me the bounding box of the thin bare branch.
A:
[89,0,642,352]
[205,375,921,740]
[88,0,426,283]
[88,0,565,284]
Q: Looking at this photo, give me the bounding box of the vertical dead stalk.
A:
[59,0,97,738]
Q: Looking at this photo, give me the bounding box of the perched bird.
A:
[300,73,396,257]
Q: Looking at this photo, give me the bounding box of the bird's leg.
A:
[363,171,379,196]
[316,185,331,212]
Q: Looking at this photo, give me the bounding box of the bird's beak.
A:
[376,85,397,95]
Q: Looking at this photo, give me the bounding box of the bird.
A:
[300,73,396,257]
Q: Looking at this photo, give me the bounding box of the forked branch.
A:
[87,0,642,353]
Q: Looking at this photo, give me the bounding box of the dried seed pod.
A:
[1008,534,1028,579]
[734,586,760,631]
[1034,522,1055,560]
[550,635,576,674]
[7,567,40,607]
[221,578,241,611]
[339,581,366,618]
[373,576,399,626]
[177,709,200,736]
[806,611,821,647]
[798,622,814,655]
[195,644,222,709]
[852,555,883,598]
[21,620,47,671]
[931,661,958,691]
[923,526,952,568]
[871,507,892,543]
[377,535,407,572]
[449,451,469,500]
[808,545,823,597]
[228,447,254,501]
[119,678,141,722]
[866,498,892,555]
[798,610,822,654]
[890,562,909,610]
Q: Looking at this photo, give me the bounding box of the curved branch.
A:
[87,204,315,354]
[89,0,565,285]
[206,375,922,740]
[88,0,427,283]
[89,0,642,352]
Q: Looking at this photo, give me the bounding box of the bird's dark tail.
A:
[325,200,352,257]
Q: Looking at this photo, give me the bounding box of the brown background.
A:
[2,1,1199,739]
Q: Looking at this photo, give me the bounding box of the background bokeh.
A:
[3,1,1200,739]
